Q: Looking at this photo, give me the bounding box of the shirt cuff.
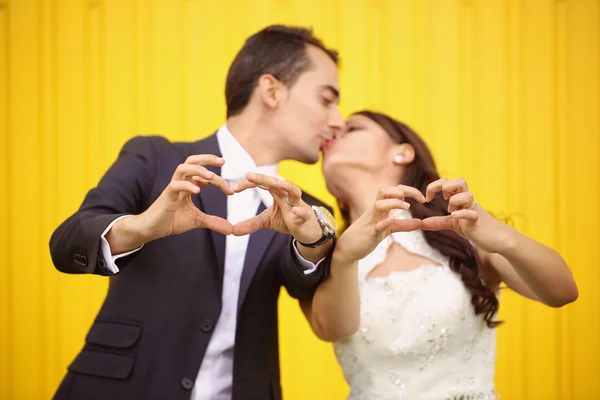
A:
[292,239,326,275]
[100,215,144,274]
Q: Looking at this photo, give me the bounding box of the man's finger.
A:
[174,164,214,182]
[192,175,234,195]
[201,214,234,235]
[290,206,312,221]
[231,178,257,193]
[246,172,282,188]
[276,180,303,206]
[231,178,286,199]
[166,180,200,201]
[233,210,268,236]
[185,154,226,167]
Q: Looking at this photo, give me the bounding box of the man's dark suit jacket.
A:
[49,133,333,400]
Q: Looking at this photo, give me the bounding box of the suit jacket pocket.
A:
[68,349,135,379]
[85,320,142,349]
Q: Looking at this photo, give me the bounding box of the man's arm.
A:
[49,136,158,275]
[277,236,336,301]
[50,136,235,276]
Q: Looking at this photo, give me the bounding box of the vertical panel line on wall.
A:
[506,0,528,395]
[39,0,59,390]
[554,0,569,397]
[147,0,154,128]
[98,0,106,165]
[411,0,421,129]
[136,0,144,132]
[377,0,387,111]
[84,0,94,319]
[84,0,92,201]
[504,0,511,211]
[364,0,373,109]
[225,0,234,71]
[37,0,48,390]
[2,0,13,395]
[179,0,187,139]
[50,0,61,373]
[500,1,512,394]
[133,0,139,136]
[458,0,473,182]
[468,0,479,186]
[597,1,600,393]
[516,1,528,394]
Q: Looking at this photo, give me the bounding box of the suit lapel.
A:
[238,202,277,311]
[192,134,227,280]
[191,133,278,310]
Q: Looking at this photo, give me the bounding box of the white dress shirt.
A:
[99,125,324,399]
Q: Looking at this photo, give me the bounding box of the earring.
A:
[394,154,404,164]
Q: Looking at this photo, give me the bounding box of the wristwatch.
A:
[297,206,337,248]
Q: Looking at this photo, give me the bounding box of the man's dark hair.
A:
[225,25,339,118]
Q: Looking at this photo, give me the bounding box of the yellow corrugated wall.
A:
[1,0,598,398]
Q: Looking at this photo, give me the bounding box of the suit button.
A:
[201,318,213,333]
[73,253,88,267]
[181,377,194,390]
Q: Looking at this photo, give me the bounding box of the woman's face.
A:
[322,114,398,188]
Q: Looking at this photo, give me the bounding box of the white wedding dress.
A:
[334,210,498,399]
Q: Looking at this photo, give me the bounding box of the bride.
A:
[303,111,578,399]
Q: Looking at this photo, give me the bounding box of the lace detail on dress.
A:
[334,210,498,399]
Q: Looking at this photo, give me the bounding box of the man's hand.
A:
[107,155,234,254]
[231,172,323,244]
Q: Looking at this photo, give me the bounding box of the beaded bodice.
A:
[333,210,497,399]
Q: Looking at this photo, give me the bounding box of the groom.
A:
[49,25,344,400]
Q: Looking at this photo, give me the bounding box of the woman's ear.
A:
[392,143,415,165]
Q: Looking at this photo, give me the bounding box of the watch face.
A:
[318,207,338,231]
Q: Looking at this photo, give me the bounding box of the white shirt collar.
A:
[216,124,279,182]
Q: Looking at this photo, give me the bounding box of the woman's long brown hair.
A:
[342,110,501,328]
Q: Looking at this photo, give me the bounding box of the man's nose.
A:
[329,108,344,132]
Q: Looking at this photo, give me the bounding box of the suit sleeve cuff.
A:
[291,239,327,275]
[100,215,144,274]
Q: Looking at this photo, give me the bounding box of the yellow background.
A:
[1,0,598,399]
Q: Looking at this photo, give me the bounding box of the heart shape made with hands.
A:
[142,155,275,239]
[160,154,313,239]
[332,177,487,263]
[335,177,483,243]
[328,178,484,264]
[224,172,324,241]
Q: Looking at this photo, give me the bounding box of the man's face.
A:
[274,46,344,164]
